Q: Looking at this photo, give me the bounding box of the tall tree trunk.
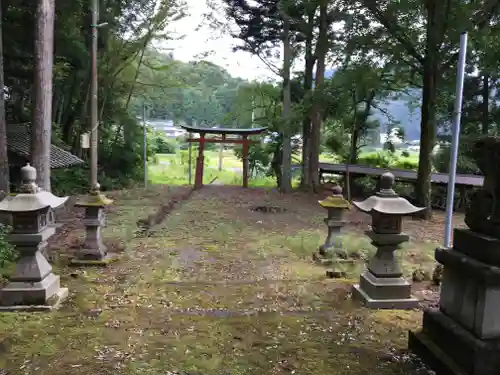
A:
[415,43,438,219]
[350,91,375,164]
[415,2,442,219]
[300,8,316,190]
[482,74,489,135]
[0,0,9,196]
[271,139,283,188]
[280,13,293,193]
[309,2,328,192]
[345,92,357,202]
[31,0,55,192]
[416,63,437,218]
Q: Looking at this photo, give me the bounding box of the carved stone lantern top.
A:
[319,184,351,210]
[353,172,424,216]
[0,163,68,213]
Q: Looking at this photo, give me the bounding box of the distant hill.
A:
[325,69,422,141]
[372,91,421,141]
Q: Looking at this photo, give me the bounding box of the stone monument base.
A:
[352,270,418,309]
[409,309,500,375]
[0,273,68,312]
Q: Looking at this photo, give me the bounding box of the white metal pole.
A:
[143,103,147,188]
[188,132,192,185]
[444,32,468,248]
[251,98,255,128]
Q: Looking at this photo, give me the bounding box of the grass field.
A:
[0,185,444,374]
[150,150,287,187]
[149,151,279,187]
[148,148,420,187]
[359,150,419,165]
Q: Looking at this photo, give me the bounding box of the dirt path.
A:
[0,186,438,375]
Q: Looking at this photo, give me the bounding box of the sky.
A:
[162,0,281,82]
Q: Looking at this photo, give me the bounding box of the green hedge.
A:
[0,224,16,275]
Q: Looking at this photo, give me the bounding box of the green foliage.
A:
[4,0,188,194]
[234,142,272,177]
[432,142,479,174]
[393,159,418,170]
[355,150,418,170]
[130,55,246,127]
[152,136,177,154]
[52,166,89,195]
[324,119,350,161]
[179,150,190,165]
[358,151,397,168]
[203,142,219,152]
[227,81,303,186]
[0,224,16,273]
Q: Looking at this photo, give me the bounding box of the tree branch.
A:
[243,42,281,76]
[360,0,425,66]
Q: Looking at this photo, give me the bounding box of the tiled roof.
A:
[7,124,84,169]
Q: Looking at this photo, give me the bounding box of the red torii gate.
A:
[180,125,268,190]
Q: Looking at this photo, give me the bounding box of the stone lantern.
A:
[71,187,114,265]
[313,185,350,265]
[0,163,69,311]
[351,172,424,309]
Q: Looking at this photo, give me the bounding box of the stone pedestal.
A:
[312,185,351,270]
[315,210,345,256]
[352,230,418,309]
[0,227,68,311]
[409,136,500,374]
[409,229,500,375]
[72,193,116,266]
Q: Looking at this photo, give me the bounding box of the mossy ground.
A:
[0,185,441,375]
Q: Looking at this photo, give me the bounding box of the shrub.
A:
[179,150,189,165]
[393,159,418,170]
[401,150,410,158]
[52,163,142,195]
[358,152,396,168]
[152,136,176,154]
[353,176,377,196]
[204,142,219,152]
[52,166,89,195]
[0,224,16,271]
[432,142,479,174]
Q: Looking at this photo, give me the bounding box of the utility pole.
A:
[280,5,293,193]
[90,0,99,192]
[72,0,114,266]
[143,102,148,187]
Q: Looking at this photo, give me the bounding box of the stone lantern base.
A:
[0,276,69,312]
[352,271,419,309]
[0,227,68,311]
[352,231,418,309]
